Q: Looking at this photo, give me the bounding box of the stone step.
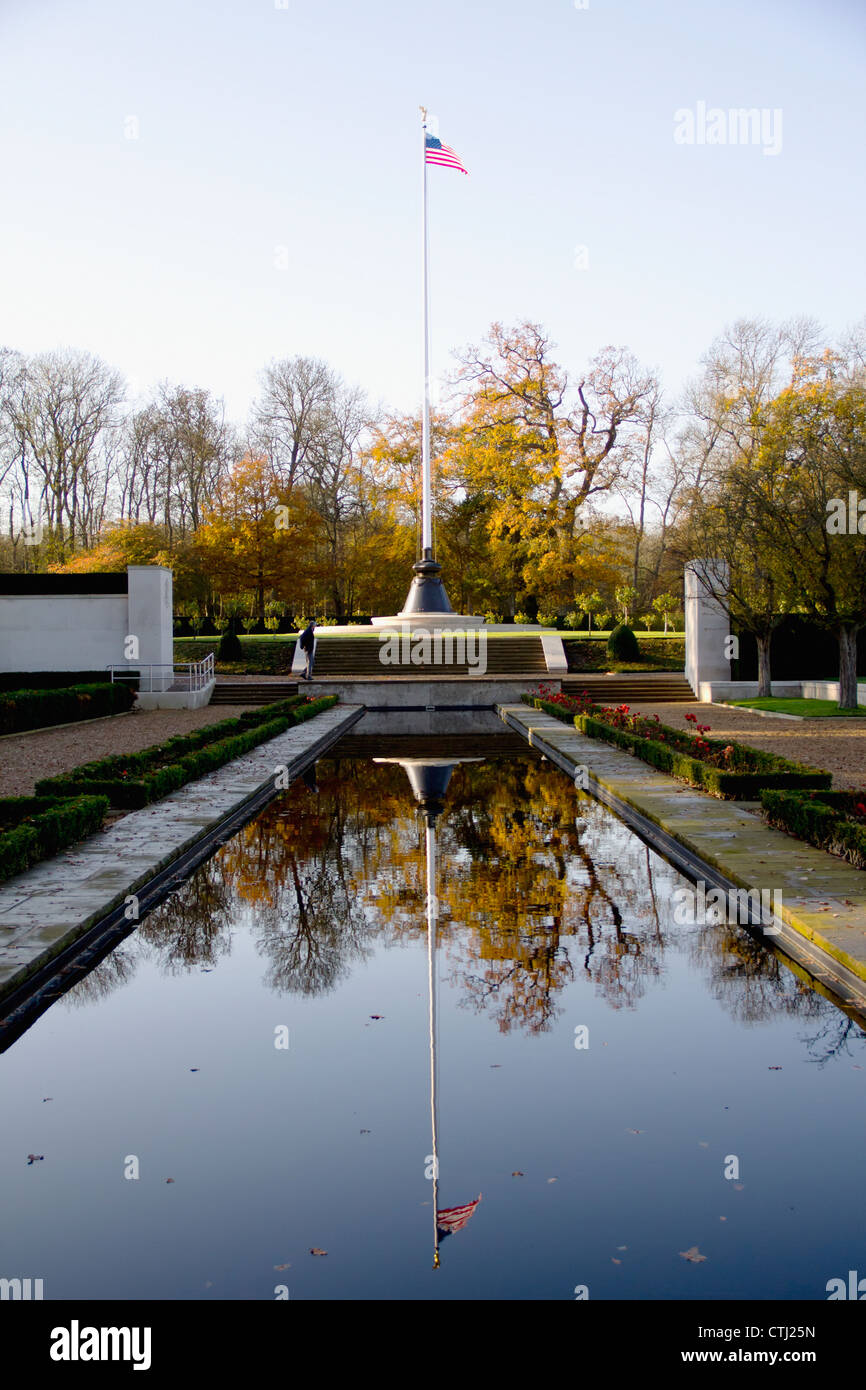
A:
[312,635,549,676]
[561,675,694,703]
[312,662,550,676]
[211,682,299,705]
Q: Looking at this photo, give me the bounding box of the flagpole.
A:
[427,818,440,1269]
[420,107,432,559]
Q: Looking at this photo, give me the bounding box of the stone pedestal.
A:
[684,560,730,695]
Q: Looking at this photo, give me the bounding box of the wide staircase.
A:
[210,680,299,706]
[560,673,695,705]
[311,634,549,678]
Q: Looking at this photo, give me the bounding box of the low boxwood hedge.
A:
[0,682,137,736]
[35,717,291,808]
[291,695,338,723]
[761,789,866,869]
[0,794,110,883]
[521,692,831,798]
[33,694,339,809]
[0,671,126,693]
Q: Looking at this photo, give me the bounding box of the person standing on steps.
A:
[299,618,317,681]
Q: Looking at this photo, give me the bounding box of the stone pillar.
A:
[684,560,730,696]
[127,566,173,691]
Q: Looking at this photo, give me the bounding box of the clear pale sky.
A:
[1,0,863,422]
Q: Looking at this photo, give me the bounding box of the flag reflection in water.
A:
[375,755,484,1267]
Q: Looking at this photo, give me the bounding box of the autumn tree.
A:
[448,322,659,615]
[195,455,318,621]
[756,355,866,707]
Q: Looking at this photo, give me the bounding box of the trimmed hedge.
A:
[35,718,290,808]
[33,694,339,809]
[0,682,137,736]
[291,695,338,724]
[218,629,244,661]
[525,695,583,726]
[761,789,866,869]
[521,693,832,798]
[0,671,125,693]
[608,624,640,661]
[0,795,110,883]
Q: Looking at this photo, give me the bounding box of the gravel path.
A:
[0,704,255,798]
[628,700,866,790]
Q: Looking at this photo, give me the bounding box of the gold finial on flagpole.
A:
[420,104,428,125]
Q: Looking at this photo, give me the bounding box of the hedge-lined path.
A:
[0,703,364,1003]
[500,703,866,1007]
[582,697,866,791]
[0,704,257,799]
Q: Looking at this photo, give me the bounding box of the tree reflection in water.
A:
[57,754,866,1048]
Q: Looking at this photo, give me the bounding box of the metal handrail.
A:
[106,654,214,694]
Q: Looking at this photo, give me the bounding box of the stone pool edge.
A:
[499,703,866,1009]
[0,704,364,1003]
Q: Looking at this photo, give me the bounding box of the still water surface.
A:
[1,740,864,1300]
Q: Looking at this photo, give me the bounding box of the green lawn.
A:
[727,697,866,718]
[174,629,688,640]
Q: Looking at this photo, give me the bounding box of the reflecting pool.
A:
[1,736,864,1300]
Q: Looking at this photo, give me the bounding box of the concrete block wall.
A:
[0,566,173,683]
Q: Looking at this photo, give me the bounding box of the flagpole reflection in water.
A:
[426,816,440,1268]
[374,755,484,1268]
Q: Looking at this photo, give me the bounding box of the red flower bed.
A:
[529,686,745,769]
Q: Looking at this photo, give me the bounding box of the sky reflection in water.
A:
[1,747,864,1301]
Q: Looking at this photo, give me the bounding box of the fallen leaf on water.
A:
[679,1246,707,1263]
[310,1248,327,1256]
[273,1264,290,1271]
[511,1171,524,1177]
[611,1258,622,1265]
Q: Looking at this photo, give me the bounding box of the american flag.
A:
[425,133,469,175]
[436,1193,482,1236]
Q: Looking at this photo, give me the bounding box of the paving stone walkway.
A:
[0,704,363,999]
